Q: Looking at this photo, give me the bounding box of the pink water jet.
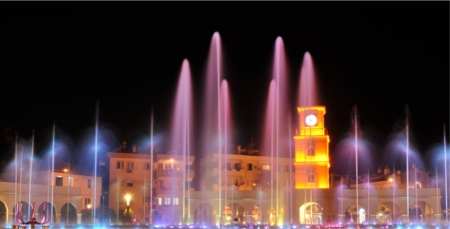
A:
[169,59,193,223]
[200,32,233,225]
[220,79,233,214]
[298,52,318,107]
[170,59,193,155]
[220,80,233,156]
[202,32,223,156]
[261,36,289,224]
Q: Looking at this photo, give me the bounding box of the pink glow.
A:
[298,52,318,107]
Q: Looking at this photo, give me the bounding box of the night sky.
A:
[0,3,448,172]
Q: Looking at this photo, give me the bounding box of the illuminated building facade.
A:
[294,106,329,189]
[108,149,194,224]
[103,106,442,226]
[0,169,101,225]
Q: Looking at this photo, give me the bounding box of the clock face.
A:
[305,114,317,126]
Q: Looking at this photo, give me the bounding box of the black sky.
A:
[0,3,448,170]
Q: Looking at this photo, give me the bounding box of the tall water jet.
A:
[28,131,34,221]
[14,134,18,220]
[201,32,226,225]
[297,52,318,224]
[352,106,359,224]
[169,59,193,224]
[405,105,410,223]
[202,31,223,155]
[51,122,55,224]
[288,114,293,225]
[93,100,99,224]
[444,124,448,224]
[262,36,289,225]
[262,80,277,225]
[150,107,154,226]
[298,52,318,108]
[220,80,233,223]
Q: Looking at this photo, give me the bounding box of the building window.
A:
[235,163,241,171]
[126,162,135,172]
[307,147,315,156]
[284,165,289,172]
[157,197,162,205]
[292,166,295,172]
[68,177,72,187]
[158,163,163,170]
[226,163,231,170]
[117,161,124,169]
[262,165,270,171]
[55,177,63,186]
[88,179,92,188]
[247,163,253,171]
[164,197,171,205]
[173,198,179,205]
[144,163,151,170]
[308,174,316,183]
[127,182,133,187]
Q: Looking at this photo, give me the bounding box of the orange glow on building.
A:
[294,106,330,189]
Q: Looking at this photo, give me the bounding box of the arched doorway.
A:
[344,204,366,224]
[299,202,323,225]
[13,201,32,222]
[38,202,56,224]
[377,202,401,224]
[224,203,245,225]
[60,203,77,224]
[0,201,7,225]
[410,201,434,224]
[250,205,261,224]
[194,203,214,225]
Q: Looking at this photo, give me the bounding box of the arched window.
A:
[307,147,315,156]
[308,174,315,183]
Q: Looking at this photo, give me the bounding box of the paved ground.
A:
[1,224,449,229]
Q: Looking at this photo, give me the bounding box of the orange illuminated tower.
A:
[294,106,330,189]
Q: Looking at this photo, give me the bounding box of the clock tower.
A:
[294,106,330,189]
